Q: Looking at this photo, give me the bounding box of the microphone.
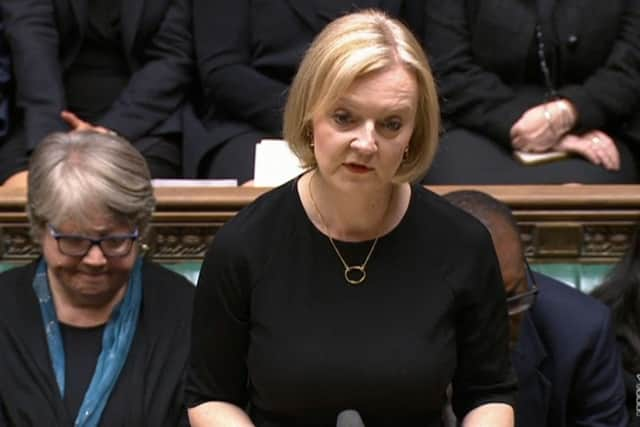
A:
[336,409,365,427]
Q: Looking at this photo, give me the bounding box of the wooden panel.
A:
[2,185,639,263]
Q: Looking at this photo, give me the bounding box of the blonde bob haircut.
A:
[27,131,155,243]
[284,9,440,183]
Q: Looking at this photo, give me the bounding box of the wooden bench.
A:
[2,184,639,291]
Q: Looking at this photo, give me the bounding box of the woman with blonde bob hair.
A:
[0,131,194,426]
[188,10,516,427]
[284,9,440,183]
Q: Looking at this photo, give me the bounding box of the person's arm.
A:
[193,0,287,134]
[96,0,194,141]
[462,403,514,427]
[0,0,67,149]
[568,309,628,426]
[450,228,517,424]
[185,223,254,425]
[423,0,541,146]
[557,2,640,133]
[189,401,254,427]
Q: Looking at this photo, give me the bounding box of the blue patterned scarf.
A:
[32,257,143,427]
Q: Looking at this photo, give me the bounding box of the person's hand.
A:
[511,100,576,152]
[555,130,620,171]
[1,170,28,188]
[61,111,117,135]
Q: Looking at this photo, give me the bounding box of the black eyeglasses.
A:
[48,224,139,258]
[506,260,539,316]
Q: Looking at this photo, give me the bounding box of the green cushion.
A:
[162,262,201,285]
[530,263,612,293]
[0,263,18,274]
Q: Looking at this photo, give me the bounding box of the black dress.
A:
[0,260,194,426]
[186,179,517,427]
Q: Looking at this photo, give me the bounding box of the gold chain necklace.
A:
[307,171,390,286]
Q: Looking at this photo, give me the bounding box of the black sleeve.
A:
[557,4,640,132]
[98,0,194,141]
[423,0,541,145]
[186,222,252,408]
[193,0,288,135]
[0,18,10,137]
[450,230,517,418]
[0,0,68,150]
[0,397,8,427]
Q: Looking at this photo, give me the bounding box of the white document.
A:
[253,139,305,187]
[152,179,238,187]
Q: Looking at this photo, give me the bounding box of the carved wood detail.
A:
[1,185,639,264]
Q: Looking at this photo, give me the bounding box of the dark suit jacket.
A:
[423,0,640,146]
[184,0,424,177]
[0,0,193,151]
[512,273,627,426]
[0,260,194,426]
[0,17,10,138]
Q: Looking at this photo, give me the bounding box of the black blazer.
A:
[423,0,640,146]
[0,0,193,150]
[184,0,424,177]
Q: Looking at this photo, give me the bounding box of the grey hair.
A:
[27,131,155,242]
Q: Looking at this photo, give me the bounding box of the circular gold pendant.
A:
[344,266,366,285]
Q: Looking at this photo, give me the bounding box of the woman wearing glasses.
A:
[0,131,194,426]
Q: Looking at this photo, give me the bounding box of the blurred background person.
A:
[592,227,640,427]
[187,11,516,426]
[422,0,640,184]
[0,0,193,187]
[0,14,9,143]
[445,190,627,427]
[0,131,194,426]
[184,0,424,182]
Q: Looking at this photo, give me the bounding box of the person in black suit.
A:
[592,227,640,427]
[0,0,193,185]
[422,0,640,184]
[186,0,424,182]
[445,190,628,427]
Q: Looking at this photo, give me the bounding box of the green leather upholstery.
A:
[0,261,612,293]
[530,263,612,294]
[163,262,202,285]
[0,263,18,274]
